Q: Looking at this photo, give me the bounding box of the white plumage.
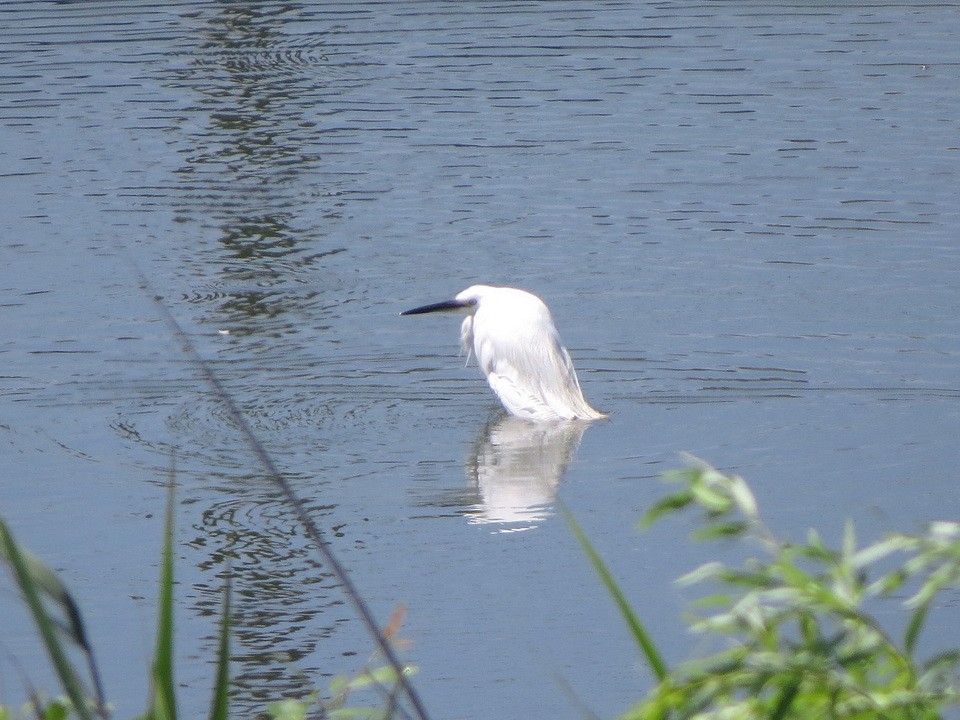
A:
[402,285,605,421]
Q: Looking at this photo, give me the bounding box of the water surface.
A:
[1,2,959,718]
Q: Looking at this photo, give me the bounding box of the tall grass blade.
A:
[0,520,97,720]
[904,603,928,658]
[67,595,108,716]
[0,526,108,716]
[208,570,232,720]
[133,264,430,720]
[147,468,178,720]
[561,506,668,682]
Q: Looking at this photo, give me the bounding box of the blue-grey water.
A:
[1,1,959,718]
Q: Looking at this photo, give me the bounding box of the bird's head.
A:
[401,285,547,317]
[400,293,473,316]
[400,285,498,316]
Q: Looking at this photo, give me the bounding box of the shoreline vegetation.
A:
[574,459,960,720]
[4,459,959,719]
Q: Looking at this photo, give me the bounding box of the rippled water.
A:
[2,1,959,718]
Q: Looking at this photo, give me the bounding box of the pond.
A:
[1,1,958,718]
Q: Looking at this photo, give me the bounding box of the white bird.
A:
[401,285,605,422]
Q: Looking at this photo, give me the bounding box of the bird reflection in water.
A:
[464,414,591,532]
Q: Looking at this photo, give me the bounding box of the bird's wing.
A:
[486,369,565,421]
[529,335,600,419]
[476,325,585,420]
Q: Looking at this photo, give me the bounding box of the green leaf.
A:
[675,561,726,587]
[266,698,308,720]
[346,664,416,691]
[33,698,72,720]
[639,491,693,528]
[691,520,752,541]
[726,476,759,521]
[689,483,732,514]
[687,593,734,610]
[904,603,928,658]
[852,536,909,571]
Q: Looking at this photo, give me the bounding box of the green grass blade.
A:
[208,571,232,720]
[904,602,929,658]
[147,471,178,720]
[1,527,107,716]
[0,519,96,720]
[561,506,668,682]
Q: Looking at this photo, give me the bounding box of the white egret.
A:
[401,285,605,422]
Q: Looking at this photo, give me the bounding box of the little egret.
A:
[401,285,605,422]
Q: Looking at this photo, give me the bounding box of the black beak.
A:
[400,299,472,316]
